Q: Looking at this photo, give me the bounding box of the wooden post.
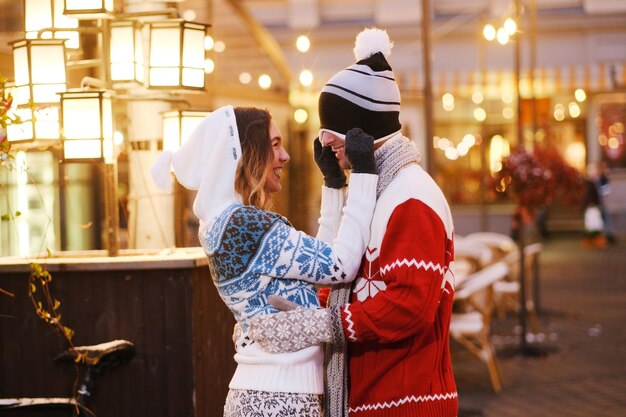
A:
[421,0,434,175]
[104,162,119,256]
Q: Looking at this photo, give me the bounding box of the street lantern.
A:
[8,38,66,143]
[12,38,67,106]
[110,20,144,83]
[162,110,209,152]
[24,0,80,49]
[63,0,114,19]
[148,20,207,89]
[59,90,113,162]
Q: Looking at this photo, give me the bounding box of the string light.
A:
[296,35,310,53]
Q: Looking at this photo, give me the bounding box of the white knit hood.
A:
[150,105,242,224]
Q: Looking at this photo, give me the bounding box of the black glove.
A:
[314,137,347,189]
[345,128,376,174]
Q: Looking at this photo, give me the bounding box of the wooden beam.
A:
[225,0,294,85]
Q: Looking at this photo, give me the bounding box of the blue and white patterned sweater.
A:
[199,203,351,329]
[198,173,377,394]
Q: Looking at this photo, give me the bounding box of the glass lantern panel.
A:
[103,137,114,162]
[34,106,60,139]
[6,109,34,141]
[33,83,66,104]
[150,28,181,67]
[102,97,113,140]
[13,46,30,105]
[111,26,135,81]
[181,115,205,145]
[182,68,204,88]
[135,28,144,82]
[182,27,205,68]
[31,43,66,80]
[25,0,53,33]
[64,139,102,159]
[150,68,179,87]
[162,114,181,152]
[63,97,102,139]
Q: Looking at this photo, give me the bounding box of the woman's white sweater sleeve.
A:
[316,186,346,244]
[267,173,377,284]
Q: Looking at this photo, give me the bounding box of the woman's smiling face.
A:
[264,120,290,194]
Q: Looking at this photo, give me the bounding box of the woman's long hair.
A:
[233,107,273,210]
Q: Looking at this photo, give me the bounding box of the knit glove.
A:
[248,307,336,354]
[345,128,376,174]
[314,137,347,189]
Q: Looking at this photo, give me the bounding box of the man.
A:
[250,28,458,417]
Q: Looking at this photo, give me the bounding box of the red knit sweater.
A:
[340,165,458,417]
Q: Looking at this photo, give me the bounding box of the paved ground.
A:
[453,233,626,417]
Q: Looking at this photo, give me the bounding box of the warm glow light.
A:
[575,88,587,102]
[608,137,619,149]
[502,91,514,103]
[239,72,252,84]
[483,24,496,41]
[457,142,470,156]
[445,147,459,160]
[214,40,226,52]
[204,58,215,74]
[162,110,210,152]
[489,135,510,173]
[294,108,308,124]
[568,102,581,118]
[554,103,566,121]
[296,35,311,53]
[258,74,272,90]
[182,10,196,21]
[496,27,509,45]
[472,91,483,104]
[598,135,608,146]
[204,35,214,50]
[503,18,517,35]
[60,90,113,162]
[473,107,487,121]
[110,21,144,83]
[148,21,207,89]
[299,69,313,87]
[502,107,514,119]
[462,134,476,147]
[438,137,451,149]
[442,93,454,111]
[564,142,586,171]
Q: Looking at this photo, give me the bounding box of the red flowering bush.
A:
[491,145,583,222]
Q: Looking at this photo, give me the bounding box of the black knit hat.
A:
[318,28,401,140]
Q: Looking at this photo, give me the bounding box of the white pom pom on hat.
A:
[353,27,394,61]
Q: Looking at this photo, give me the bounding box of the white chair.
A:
[454,237,495,288]
[462,232,526,320]
[450,261,509,393]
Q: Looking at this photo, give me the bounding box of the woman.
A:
[150,105,377,416]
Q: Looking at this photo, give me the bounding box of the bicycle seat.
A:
[55,339,135,371]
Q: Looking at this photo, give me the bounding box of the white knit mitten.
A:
[248,308,335,353]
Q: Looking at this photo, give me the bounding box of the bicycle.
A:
[0,339,135,416]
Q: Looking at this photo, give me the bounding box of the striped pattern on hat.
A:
[319,28,401,140]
